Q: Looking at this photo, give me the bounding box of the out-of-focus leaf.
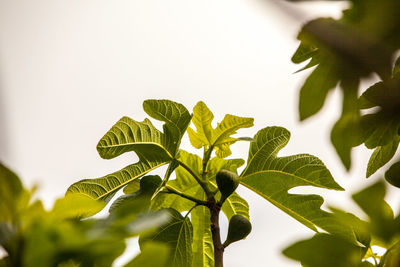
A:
[109,175,161,217]
[380,240,400,267]
[352,181,397,245]
[0,162,23,222]
[385,161,400,188]
[139,209,193,267]
[191,205,214,267]
[124,242,169,267]
[298,64,338,120]
[240,127,358,242]
[291,42,318,64]
[367,137,400,178]
[331,78,363,170]
[51,194,104,219]
[123,179,140,194]
[283,234,365,267]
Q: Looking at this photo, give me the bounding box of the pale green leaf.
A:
[367,137,400,178]
[240,127,357,242]
[188,101,254,158]
[51,194,104,219]
[212,114,254,146]
[188,101,214,148]
[331,78,363,170]
[139,209,193,267]
[143,99,192,156]
[191,205,214,267]
[124,242,169,267]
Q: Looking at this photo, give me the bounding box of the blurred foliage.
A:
[285,0,400,265]
[292,0,400,174]
[0,162,169,267]
[284,181,400,266]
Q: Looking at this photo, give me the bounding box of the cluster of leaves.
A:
[64,99,363,266]
[0,161,172,267]
[284,180,400,267]
[291,0,400,181]
[283,0,400,265]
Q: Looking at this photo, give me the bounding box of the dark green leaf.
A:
[298,64,338,120]
[0,162,23,222]
[352,181,397,245]
[385,161,400,188]
[283,234,365,267]
[331,78,363,170]
[367,137,400,178]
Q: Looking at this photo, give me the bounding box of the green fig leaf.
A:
[188,101,253,158]
[67,100,191,203]
[240,127,357,242]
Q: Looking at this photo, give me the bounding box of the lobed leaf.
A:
[67,160,167,203]
[240,127,357,241]
[188,101,253,158]
[68,100,191,203]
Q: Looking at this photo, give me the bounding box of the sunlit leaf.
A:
[67,100,191,204]
[188,101,253,158]
[240,127,357,242]
[191,205,214,267]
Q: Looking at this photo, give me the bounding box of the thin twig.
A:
[163,185,208,206]
[184,204,199,219]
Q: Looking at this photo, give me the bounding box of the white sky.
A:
[0,0,388,266]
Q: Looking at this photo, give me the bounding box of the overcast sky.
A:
[0,1,383,266]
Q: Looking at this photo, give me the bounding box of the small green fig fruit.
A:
[216,169,240,201]
[223,214,252,247]
[140,175,162,194]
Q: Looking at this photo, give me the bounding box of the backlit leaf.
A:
[240,127,356,241]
